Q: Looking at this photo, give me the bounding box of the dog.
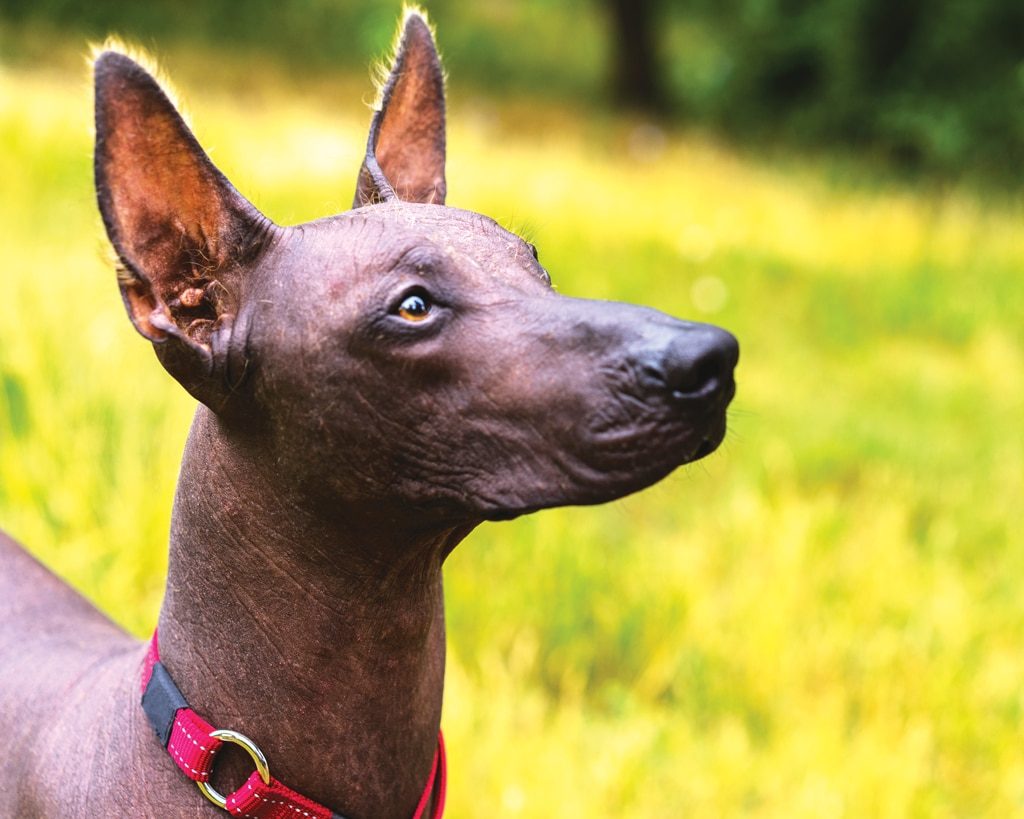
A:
[0,8,737,817]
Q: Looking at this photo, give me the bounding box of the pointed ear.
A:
[354,10,446,206]
[94,50,270,410]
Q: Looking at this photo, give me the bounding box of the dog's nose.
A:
[660,324,739,402]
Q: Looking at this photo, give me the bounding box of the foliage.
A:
[1,33,1023,818]
[685,0,1024,181]
[0,0,606,101]
[3,0,1023,181]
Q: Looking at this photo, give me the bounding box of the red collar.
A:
[140,631,446,819]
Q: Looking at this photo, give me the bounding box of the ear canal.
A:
[94,50,271,409]
[354,10,447,207]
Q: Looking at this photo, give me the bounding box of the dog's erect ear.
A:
[354,10,446,207]
[94,50,270,410]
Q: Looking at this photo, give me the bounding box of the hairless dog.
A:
[0,9,737,818]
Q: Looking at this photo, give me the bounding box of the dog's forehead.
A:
[287,203,534,283]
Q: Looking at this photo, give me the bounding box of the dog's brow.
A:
[393,245,447,274]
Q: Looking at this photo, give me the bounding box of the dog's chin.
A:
[476,424,729,523]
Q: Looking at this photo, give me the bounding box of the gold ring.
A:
[196,729,272,810]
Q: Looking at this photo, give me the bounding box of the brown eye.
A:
[396,292,432,321]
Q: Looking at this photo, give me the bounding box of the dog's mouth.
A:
[592,375,734,464]
[686,402,731,463]
[476,409,733,523]
[691,435,720,461]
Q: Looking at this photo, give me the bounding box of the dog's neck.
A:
[154,407,465,819]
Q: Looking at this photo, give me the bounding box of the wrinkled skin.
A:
[0,11,737,819]
[250,205,737,522]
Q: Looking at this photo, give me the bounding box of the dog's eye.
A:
[396,292,432,322]
[528,243,539,260]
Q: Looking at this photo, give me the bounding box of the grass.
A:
[1,34,1023,818]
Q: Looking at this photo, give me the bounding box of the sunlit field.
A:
[1,37,1022,818]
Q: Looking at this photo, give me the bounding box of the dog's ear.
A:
[354,10,446,206]
[94,50,271,410]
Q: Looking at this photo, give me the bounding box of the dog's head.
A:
[93,11,738,523]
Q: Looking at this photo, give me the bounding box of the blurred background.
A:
[0,1,1021,816]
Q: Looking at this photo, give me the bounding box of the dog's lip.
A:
[681,402,730,463]
[688,426,725,461]
[474,425,726,522]
[691,436,719,460]
[474,387,736,522]
[584,395,731,461]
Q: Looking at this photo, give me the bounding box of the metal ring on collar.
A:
[196,729,271,810]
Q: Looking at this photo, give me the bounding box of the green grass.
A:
[1,37,1023,818]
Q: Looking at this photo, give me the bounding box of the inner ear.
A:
[355,10,446,206]
[95,51,268,343]
[94,50,271,408]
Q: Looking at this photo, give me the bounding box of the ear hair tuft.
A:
[369,4,446,112]
[87,37,192,128]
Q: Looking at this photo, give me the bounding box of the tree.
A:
[604,0,666,113]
